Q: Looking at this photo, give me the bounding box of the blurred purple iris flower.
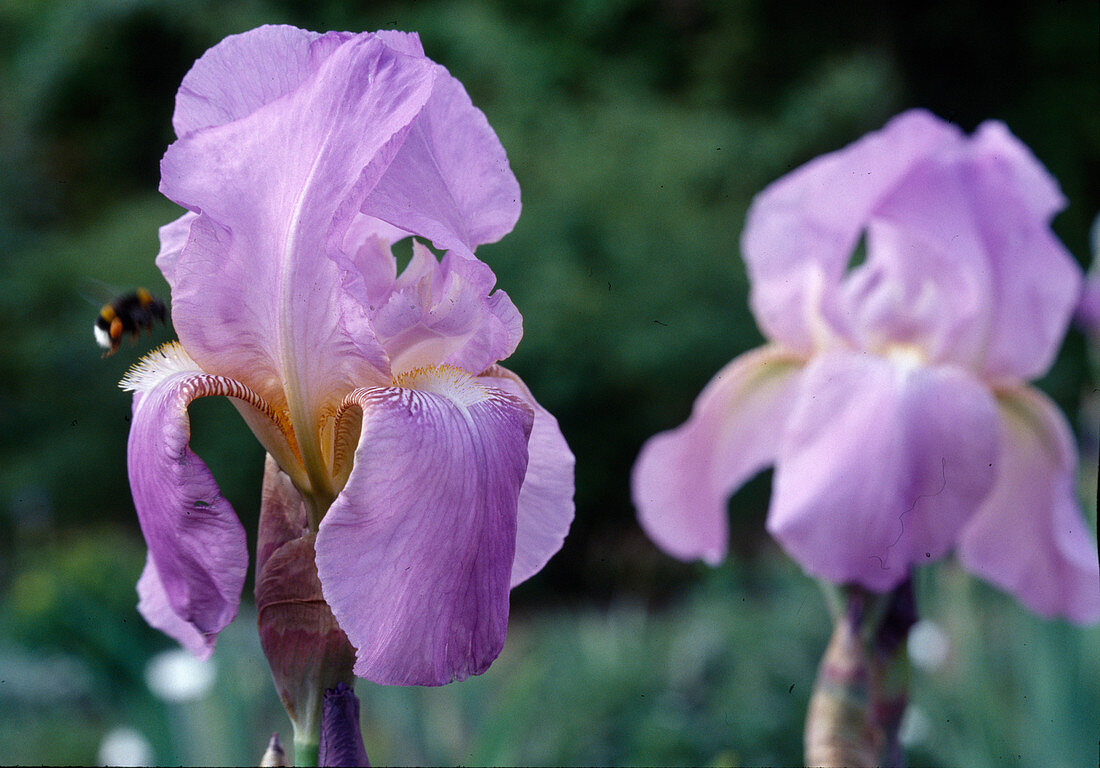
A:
[122,25,574,686]
[633,110,1099,623]
[1075,214,1100,340]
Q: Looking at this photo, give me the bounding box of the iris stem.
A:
[293,740,319,767]
[804,579,916,767]
[293,729,319,767]
[291,685,324,767]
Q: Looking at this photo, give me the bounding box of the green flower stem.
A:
[804,580,916,768]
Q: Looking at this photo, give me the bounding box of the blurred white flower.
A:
[907,619,950,671]
[897,704,931,748]
[97,726,154,767]
[144,648,216,703]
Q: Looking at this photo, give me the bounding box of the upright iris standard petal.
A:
[172,26,350,137]
[632,346,805,564]
[742,108,1081,381]
[161,33,438,419]
[768,352,999,590]
[840,162,995,366]
[961,124,1081,381]
[362,66,521,255]
[315,373,533,686]
[154,212,195,283]
[844,120,1079,380]
[741,110,960,352]
[958,387,1100,623]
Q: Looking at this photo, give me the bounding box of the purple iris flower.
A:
[1075,215,1100,339]
[632,109,1099,623]
[122,25,574,686]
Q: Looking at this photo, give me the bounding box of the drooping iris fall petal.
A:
[315,373,533,686]
[768,352,999,590]
[136,555,217,660]
[125,361,251,646]
[958,387,1100,622]
[479,365,577,587]
[161,32,432,420]
[631,345,804,564]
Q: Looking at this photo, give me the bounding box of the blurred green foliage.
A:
[0,0,1097,765]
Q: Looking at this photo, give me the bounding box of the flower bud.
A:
[256,454,356,740]
[319,683,370,767]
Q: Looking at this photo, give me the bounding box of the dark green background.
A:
[1,1,1096,765]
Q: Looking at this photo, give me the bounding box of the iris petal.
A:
[479,365,576,587]
[372,242,522,377]
[844,125,1081,380]
[362,66,522,255]
[136,555,217,659]
[127,374,250,643]
[154,212,196,283]
[958,387,1100,623]
[961,125,1081,381]
[172,25,350,137]
[315,378,532,686]
[768,352,999,590]
[632,346,805,564]
[742,109,1081,380]
[160,33,437,421]
[741,110,960,352]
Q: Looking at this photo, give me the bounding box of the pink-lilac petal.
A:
[741,109,960,352]
[632,345,805,564]
[957,128,1081,382]
[970,120,1066,221]
[154,211,195,284]
[957,386,1100,624]
[768,352,999,591]
[480,365,576,587]
[362,66,521,255]
[161,34,437,411]
[315,382,533,686]
[372,29,425,57]
[842,161,993,367]
[342,213,410,269]
[136,555,216,660]
[337,228,400,314]
[172,25,348,137]
[128,382,248,640]
[372,242,522,376]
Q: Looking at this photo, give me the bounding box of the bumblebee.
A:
[94,288,168,356]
